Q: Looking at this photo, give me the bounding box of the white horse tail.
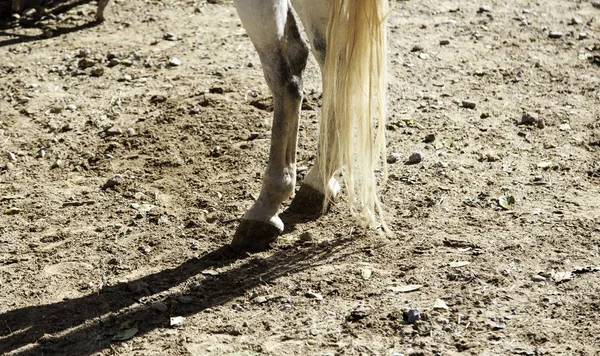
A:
[318,0,390,229]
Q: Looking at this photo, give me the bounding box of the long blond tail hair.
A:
[318,0,389,229]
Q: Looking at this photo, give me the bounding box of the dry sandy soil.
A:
[1,0,600,355]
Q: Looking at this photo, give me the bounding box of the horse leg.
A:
[231,0,309,252]
[289,0,341,216]
[96,0,110,21]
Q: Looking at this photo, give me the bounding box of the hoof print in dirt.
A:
[230,219,281,253]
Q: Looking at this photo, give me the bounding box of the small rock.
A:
[247,132,259,141]
[38,148,46,158]
[78,58,95,69]
[106,51,120,60]
[254,296,268,304]
[477,5,492,13]
[121,59,134,66]
[152,302,168,313]
[7,152,17,161]
[105,126,123,136]
[103,174,125,189]
[387,153,401,164]
[211,146,221,157]
[578,32,589,40]
[163,32,179,41]
[298,232,313,243]
[66,104,77,111]
[50,105,63,114]
[90,67,104,77]
[51,159,62,169]
[347,305,372,321]
[439,39,450,46]
[491,322,507,330]
[480,112,491,119]
[559,123,571,131]
[108,58,121,67]
[462,100,477,109]
[568,17,582,25]
[520,112,538,125]
[177,296,194,304]
[531,275,546,282]
[126,128,136,136]
[423,134,435,143]
[433,299,449,311]
[407,152,423,164]
[305,291,323,301]
[169,57,181,67]
[411,44,424,52]
[170,316,185,326]
[403,308,421,324]
[548,31,563,39]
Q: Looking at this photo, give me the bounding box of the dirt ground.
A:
[1,0,599,355]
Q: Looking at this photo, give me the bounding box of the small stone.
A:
[578,32,589,40]
[51,159,62,169]
[78,58,95,69]
[520,112,538,125]
[407,152,423,164]
[50,105,63,114]
[478,6,492,13]
[152,302,168,312]
[247,132,259,141]
[480,112,491,119]
[61,122,74,132]
[462,100,477,109]
[439,39,450,46]
[411,44,424,52]
[126,128,136,136]
[103,174,125,189]
[38,148,46,158]
[347,305,372,321]
[423,134,435,143]
[108,58,121,67]
[305,291,323,301]
[568,17,582,25]
[403,308,421,324]
[177,296,194,304]
[298,232,313,242]
[7,152,17,161]
[120,59,134,66]
[105,126,123,136]
[106,51,120,60]
[90,67,104,77]
[66,104,77,111]
[169,57,181,67]
[387,153,401,164]
[163,32,179,41]
[548,31,563,39]
[531,275,546,282]
[211,146,221,157]
[254,296,268,304]
[491,322,507,330]
[559,123,571,131]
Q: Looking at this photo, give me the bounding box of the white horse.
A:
[231,0,389,251]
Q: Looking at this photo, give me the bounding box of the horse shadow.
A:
[0,238,352,355]
[0,0,104,48]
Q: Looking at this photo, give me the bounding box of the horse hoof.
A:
[231,219,282,252]
[289,184,328,216]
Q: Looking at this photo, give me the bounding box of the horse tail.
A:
[318,0,390,229]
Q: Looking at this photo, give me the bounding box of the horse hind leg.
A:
[231,0,309,252]
[289,0,340,216]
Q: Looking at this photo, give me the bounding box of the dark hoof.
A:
[231,219,282,252]
[289,184,328,216]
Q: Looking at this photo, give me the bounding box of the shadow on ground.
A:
[0,0,102,47]
[0,238,352,355]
